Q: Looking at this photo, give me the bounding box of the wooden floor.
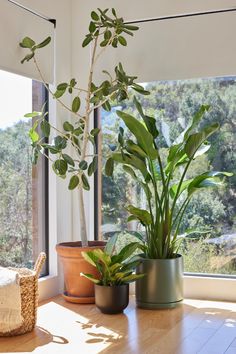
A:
[1,296,236,354]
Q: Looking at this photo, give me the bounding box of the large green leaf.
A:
[80,273,100,284]
[105,234,118,255]
[184,105,211,140]
[109,263,122,273]
[193,143,211,159]
[122,165,137,180]
[126,140,147,158]
[170,179,193,199]
[184,123,219,158]
[121,273,145,283]
[105,157,114,177]
[81,251,98,267]
[116,110,157,159]
[121,260,141,272]
[133,96,159,138]
[112,242,141,263]
[92,249,111,266]
[165,144,186,175]
[126,205,152,226]
[188,171,232,196]
[178,227,212,238]
[111,152,150,180]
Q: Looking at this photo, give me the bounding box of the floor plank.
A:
[0,296,236,353]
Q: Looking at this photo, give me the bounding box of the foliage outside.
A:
[20,8,148,247]
[0,121,33,267]
[81,235,144,286]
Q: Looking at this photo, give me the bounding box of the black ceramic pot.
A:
[95,284,129,314]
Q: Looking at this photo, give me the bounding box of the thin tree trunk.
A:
[79,188,88,247]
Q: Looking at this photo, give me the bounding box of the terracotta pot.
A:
[56,241,106,304]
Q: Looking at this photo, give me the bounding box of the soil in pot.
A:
[95,284,129,314]
[56,241,106,304]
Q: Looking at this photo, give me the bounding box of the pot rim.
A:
[141,253,183,261]
[95,283,129,289]
[56,240,106,249]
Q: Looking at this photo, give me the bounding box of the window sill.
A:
[38,275,60,302]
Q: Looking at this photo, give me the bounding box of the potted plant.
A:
[105,99,233,308]
[19,8,149,303]
[81,236,144,314]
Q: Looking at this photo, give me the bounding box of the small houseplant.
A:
[106,98,233,308]
[81,237,144,313]
[20,8,148,303]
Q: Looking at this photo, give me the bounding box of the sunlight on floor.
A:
[1,297,236,354]
[37,301,121,353]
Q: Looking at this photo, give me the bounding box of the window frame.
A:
[32,81,49,276]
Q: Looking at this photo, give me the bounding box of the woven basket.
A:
[0,252,46,336]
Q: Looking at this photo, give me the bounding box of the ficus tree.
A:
[19,8,149,247]
[105,99,233,259]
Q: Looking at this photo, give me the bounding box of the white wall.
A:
[72,0,236,85]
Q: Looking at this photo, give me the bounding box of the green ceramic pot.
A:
[135,255,183,309]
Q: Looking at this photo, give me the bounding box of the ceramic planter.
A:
[135,255,183,309]
[95,284,129,314]
[56,241,106,304]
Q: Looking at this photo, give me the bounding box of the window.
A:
[0,69,48,272]
[97,77,236,277]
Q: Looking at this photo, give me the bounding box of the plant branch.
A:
[33,57,84,119]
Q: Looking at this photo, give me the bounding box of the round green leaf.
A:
[72,96,81,113]
[81,173,90,190]
[105,158,114,177]
[79,160,88,170]
[57,83,68,91]
[91,11,99,21]
[88,156,98,176]
[90,128,100,137]
[118,36,127,46]
[104,30,112,40]
[82,35,93,47]
[89,21,96,33]
[19,37,35,49]
[53,159,68,176]
[63,121,74,132]
[68,175,79,190]
[62,154,75,167]
[40,119,50,138]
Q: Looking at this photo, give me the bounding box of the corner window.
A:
[0,69,48,273]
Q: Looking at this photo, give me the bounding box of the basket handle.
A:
[34,252,46,278]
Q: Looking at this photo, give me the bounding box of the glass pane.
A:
[0,70,47,269]
[100,77,236,276]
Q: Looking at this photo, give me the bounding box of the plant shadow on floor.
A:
[0,326,68,353]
